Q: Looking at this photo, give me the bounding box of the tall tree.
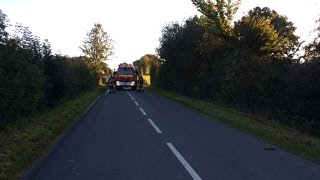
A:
[191,0,241,39]
[234,7,299,59]
[14,24,43,67]
[304,18,320,61]
[157,17,210,93]
[0,9,8,43]
[80,23,114,73]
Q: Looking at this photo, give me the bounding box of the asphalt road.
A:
[23,90,320,180]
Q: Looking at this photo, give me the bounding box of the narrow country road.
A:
[23,90,320,180]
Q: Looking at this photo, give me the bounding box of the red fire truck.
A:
[114,63,138,90]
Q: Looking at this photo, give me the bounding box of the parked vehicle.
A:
[114,63,138,90]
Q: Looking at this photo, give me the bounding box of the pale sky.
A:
[1,0,319,69]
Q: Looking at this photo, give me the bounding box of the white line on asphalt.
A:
[139,108,147,116]
[131,97,135,101]
[147,119,162,133]
[106,90,109,95]
[134,101,139,106]
[166,143,202,180]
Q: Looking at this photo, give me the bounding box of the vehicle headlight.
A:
[116,81,120,86]
[130,81,135,86]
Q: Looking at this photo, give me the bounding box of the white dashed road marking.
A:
[147,119,162,134]
[107,88,203,180]
[167,143,202,180]
[139,108,147,116]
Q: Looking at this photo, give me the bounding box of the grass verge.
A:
[0,87,103,179]
[148,87,320,164]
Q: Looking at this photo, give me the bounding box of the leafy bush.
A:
[0,10,97,125]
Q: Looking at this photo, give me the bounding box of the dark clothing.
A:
[108,77,115,90]
[108,77,115,86]
[137,77,144,86]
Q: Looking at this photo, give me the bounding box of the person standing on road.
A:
[137,74,144,91]
[107,75,116,93]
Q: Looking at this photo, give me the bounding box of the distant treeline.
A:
[0,10,98,125]
[152,3,320,136]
